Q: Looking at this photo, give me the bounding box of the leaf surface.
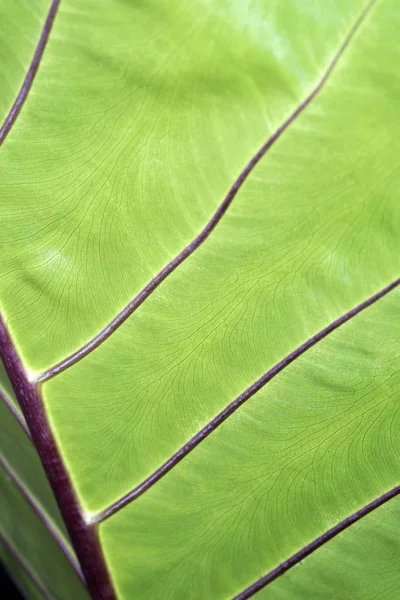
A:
[0,0,399,599]
[0,0,49,124]
[0,0,367,369]
[254,496,400,600]
[1,467,89,599]
[100,289,400,598]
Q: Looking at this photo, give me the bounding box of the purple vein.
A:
[37,0,378,384]
[0,316,116,600]
[0,531,55,600]
[0,455,84,584]
[0,0,61,146]
[0,387,31,439]
[233,485,400,599]
[95,277,399,523]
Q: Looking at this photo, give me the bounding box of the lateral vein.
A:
[38,0,379,383]
[0,0,61,146]
[0,531,55,600]
[94,277,399,523]
[233,485,400,599]
[0,455,84,584]
[0,387,31,438]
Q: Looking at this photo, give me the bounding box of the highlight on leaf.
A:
[0,1,399,599]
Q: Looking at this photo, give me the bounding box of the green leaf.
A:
[0,0,50,124]
[1,467,89,599]
[254,496,400,600]
[0,0,372,370]
[1,540,45,600]
[0,0,399,599]
[99,290,400,598]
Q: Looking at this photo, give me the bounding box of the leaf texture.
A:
[1,466,89,599]
[99,289,400,598]
[0,0,399,599]
[0,0,50,125]
[254,495,400,600]
[0,0,370,369]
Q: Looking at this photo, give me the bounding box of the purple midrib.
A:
[1,1,397,599]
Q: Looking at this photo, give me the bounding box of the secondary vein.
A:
[94,277,399,523]
[233,485,400,599]
[0,0,61,146]
[0,455,84,584]
[0,531,55,600]
[37,0,379,383]
[0,387,31,438]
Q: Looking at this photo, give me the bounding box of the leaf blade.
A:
[0,0,370,370]
[43,0,399,513]
[99,287,400,599]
